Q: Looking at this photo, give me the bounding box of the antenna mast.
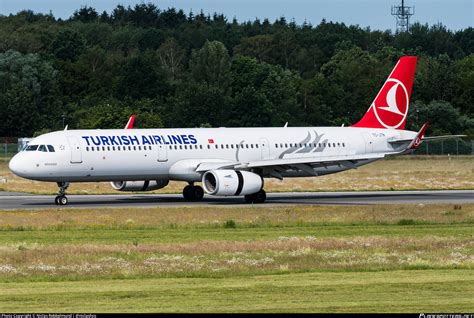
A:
[391,0,415,33]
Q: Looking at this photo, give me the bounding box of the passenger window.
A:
[285,144,288,148]
[226,144,229,149]
[231,144,234,149]
[256,145,259,148]
[343,143,345,147]
[86,146,89,151]
[337,143,340,147]
[207,145,210,149]
[318,143,321,148]
[96,147,100,151]
[102,146,105,151]
[328,143,331,148]
[169,145,172,150]
[112,147,115,151]
[47,145,55,152]
[200,145,203,149]
[108,146,110,151]
[91,147,95,151]
[179,145,182,150]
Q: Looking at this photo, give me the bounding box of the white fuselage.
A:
[9,126,416,183]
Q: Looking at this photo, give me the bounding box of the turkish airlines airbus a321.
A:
[8,56,464,205]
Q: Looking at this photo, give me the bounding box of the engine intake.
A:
[111,180,169,192]
[202,170,262,196]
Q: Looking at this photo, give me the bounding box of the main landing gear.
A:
[244,189,266,204]
[183,183,204,201]
[55,181,69,206]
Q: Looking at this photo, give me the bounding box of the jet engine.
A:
[202,170,263,196]
[111,180,169,192]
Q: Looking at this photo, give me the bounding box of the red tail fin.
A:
[352,56,417,129]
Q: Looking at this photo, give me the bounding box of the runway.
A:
[0,190,473,209]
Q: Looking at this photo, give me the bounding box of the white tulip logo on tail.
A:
[372,78,409,129]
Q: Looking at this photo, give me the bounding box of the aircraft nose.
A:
[9,154,26,177]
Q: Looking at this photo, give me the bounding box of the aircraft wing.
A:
[195,161,240,172]
[237,153,385,170]
[194,153,386,179]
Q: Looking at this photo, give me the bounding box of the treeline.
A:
[0,3,472,137]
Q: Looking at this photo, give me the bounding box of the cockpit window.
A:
[47,145,55,152]
[25,145,38,151]
[38,145,47,152]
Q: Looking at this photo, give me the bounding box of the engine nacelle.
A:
[111,180,169,192]
[202,170,263,196]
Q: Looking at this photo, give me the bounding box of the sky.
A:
[0,0,472,31]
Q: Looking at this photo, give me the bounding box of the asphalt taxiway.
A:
[0,190,473,209]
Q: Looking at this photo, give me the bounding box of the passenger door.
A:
[157,144,168,162]
[67,136,82,164]
[260,138,270,159]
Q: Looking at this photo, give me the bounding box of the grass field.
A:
[1,156,473,194]
[0,204,473,312]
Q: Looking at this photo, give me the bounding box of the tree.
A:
[319,46,390,124]
[0,50,61,136]
[408,100,473,135]
[156,38,185,81]
[413,54,456,103]
[189,40,232,90]
[50,29,85,61]
[71,6,98,23]
[453,54,474,115]
[114,54,169,99]
[169,82,231,127]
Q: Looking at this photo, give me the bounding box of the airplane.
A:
[8,56,465,205]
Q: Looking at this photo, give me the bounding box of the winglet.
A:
[408,121,429,150]
[125,115,135,129]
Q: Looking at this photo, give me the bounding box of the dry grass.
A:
[0,236,472,279]
[0,204,473,229]
[1,156,473,194]
[0,203,472,312]
[0,204,472,280]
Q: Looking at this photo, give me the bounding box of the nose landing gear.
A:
[55,181,70,206]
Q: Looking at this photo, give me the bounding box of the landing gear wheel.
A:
[55,181,70,206]
[244,189,266,204]
[192,186,204,201]
[182,185,205,201]
[183,185,193,200]
[58,195,68,206]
